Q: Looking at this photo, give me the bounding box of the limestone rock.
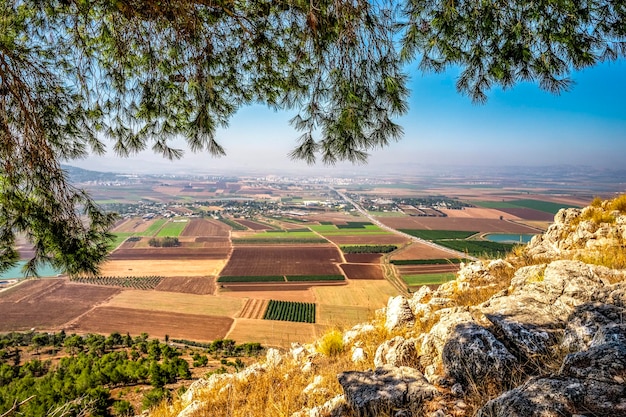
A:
[385,296,415,331]
[562,303,625,351]
[265,348,283,368]
[291,395,348,417]
[351,347,366,363]
[338,365,438,416]
[475,376,626,417]
[419,309,473,370]
[441,321,518,387]
[343,323,376,346]
[373,336,419,368]
[559,341,626,384]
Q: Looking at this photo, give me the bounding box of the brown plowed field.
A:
[395,264,460,275]
[340,264,384,280]
[343,254,383,263]
[391,242,460,260]
[220,246,342,276]
[324,235,410,245]
[180,218,231,237]
[0,279,120,331]
[439,207,522,220]
[68,306,232,342]
[155,276,216,294]
[235,219,271,230]
[238,299,269,319]
[379,217,538,233]
[110,247,230,260]
[495,208,554,221]
[111,218,155,233]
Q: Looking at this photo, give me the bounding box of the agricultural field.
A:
[71,275,163,290]
[105,290,244,316]
[344,253,383,263]
[340,264,385,280]
[68,306,233,342]
[109,246,230,260]
[0,279,120,331]
[472,199,579,214]
[220,245,342,277]
[156,219,189,237]
[390,241,465,261]
[399,230,477,240]
[225,318,319,348]
[179,218,231,237]
[402,273,457,286]
[232,229,327,244]
[155,276,216,294]
[235,219,273,230]
[263,300,316,323]
[97,259,226,277]
[379,217,540,233]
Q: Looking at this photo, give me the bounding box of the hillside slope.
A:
[148,196,626,417]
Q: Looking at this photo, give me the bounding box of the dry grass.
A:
[105,290,244,316]
[149,321,395,417]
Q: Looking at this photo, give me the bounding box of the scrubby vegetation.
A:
[147,237,180,247]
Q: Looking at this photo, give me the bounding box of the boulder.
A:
[559,341,626,384]
[385,296,415,331]
[476,376,626,417]
[561,303,625,352]
[374,336,420,368]
[441,321,518,387]
[338,365,438,416]
[343,323,376,346]
[176,400,203,417]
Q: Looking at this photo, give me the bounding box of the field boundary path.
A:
[329,186,479,262]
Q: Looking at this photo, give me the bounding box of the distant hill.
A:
[61,165,123,183]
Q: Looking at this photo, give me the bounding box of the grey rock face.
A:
[441,321,517,387]
[560,341,626,384]
[562,303,625,351]
[338,365,438,416]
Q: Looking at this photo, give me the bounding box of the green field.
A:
[402,273,456,286]
[400,230,477,240]
[434,240,516,258]
[310,224,391,236]
[263,300,316,323]
[156,220,189,237]
[109,233,134,250]
[137,219,167,236]
[473,199,578,214]
[232,230,328,244]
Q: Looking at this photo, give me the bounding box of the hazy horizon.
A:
[72,60,626,176]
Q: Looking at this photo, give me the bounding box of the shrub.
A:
[316,329,344,357]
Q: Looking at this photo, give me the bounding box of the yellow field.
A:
[313,280,397,308]
[97,259,226,277]
[226,318,321,348]
[317,304,374,327]
[106,290,244,316]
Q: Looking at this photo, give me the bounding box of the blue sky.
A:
[74,59,626,175]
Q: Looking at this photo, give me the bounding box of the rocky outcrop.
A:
[338,366,438,416]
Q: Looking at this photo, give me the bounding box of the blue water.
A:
[484,233,535,244]
[0,261,64,279]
